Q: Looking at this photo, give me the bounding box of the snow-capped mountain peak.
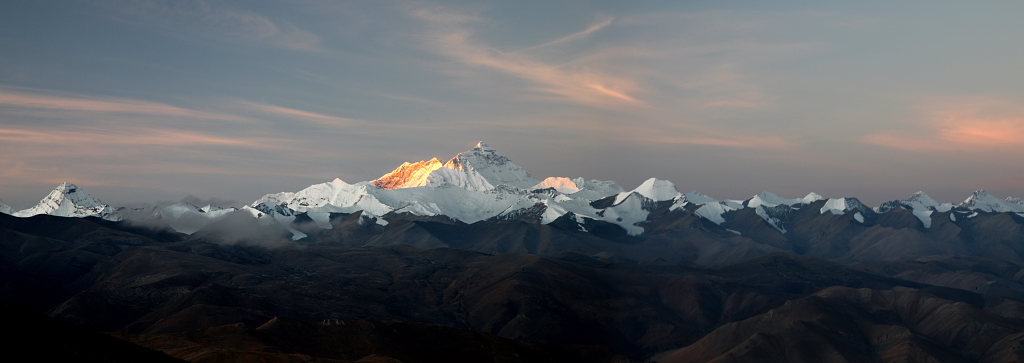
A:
[371,142,538,192]
[13,182,114,218]
[436,142,538,189]
[615,178,680,204]
[802,192,825,203]
[633,178,681,202]
[532,177,580,194]
[959,189,1024,213]
[0,199,13,215]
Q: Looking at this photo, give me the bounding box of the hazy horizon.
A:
[2,1,1023,207]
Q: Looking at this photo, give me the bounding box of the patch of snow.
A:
[598,195,648,236]
[540,200,569,224]
[694,202,736,225]
[755,206,787,234]
[820,198,852,215]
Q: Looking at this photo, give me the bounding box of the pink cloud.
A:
[0,127,274,148]
[412,8,644,108]
[863,97,1024,152]
[0,88,244,121]
[239,101,364,127]
[522,17,614,51]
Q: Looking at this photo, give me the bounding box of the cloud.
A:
[0,127,271,148]
[102,0,323,52]
[238,101,364,127]
[522,17,614,51]
[410,7,644,108]
[0,87,244,121]
[863,97,1024,152]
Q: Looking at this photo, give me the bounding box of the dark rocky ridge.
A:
[1,212,1023,361]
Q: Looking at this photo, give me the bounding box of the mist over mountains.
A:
[3,142,1024,362]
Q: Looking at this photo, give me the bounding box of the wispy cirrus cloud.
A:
[0,127,275,148]
[521,17,614,52]
[0,87,244,121]
[237,101,365,127]
[410,7,644,107]
[101,0,323,52]
[863,97,1024,152]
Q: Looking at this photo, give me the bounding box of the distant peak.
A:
[473,141,492,150]
[802,192,825,203]
[631,178,679,202]
[907,191,937,203]
[14,181,111,218]
[532,177,580,194]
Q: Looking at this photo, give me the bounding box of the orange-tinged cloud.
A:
[939,119,1024,146]
[414,10,644,108]
[0,127,271,148]
[863,97,1024,152]
[0,88,244,121]
[523,17,614,51]
[239,101,363,127]
[645,134,795,150]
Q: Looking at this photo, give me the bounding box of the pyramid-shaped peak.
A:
[14,182,111,218]
[442,142,537,189]
[474,141,492,150]
[632,178,680,202]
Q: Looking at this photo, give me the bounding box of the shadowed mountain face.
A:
[656,287,1024,363]
[1,212,1023,362]
[268,204,1024,268]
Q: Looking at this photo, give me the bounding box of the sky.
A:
[1,0,1023,208]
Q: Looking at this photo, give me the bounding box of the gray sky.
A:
[1,0,1023,208]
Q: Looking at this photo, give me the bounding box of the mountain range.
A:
[3,142,1024,362]
[5,141,1024,266]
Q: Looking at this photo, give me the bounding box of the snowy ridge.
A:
[0,199,12,215]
